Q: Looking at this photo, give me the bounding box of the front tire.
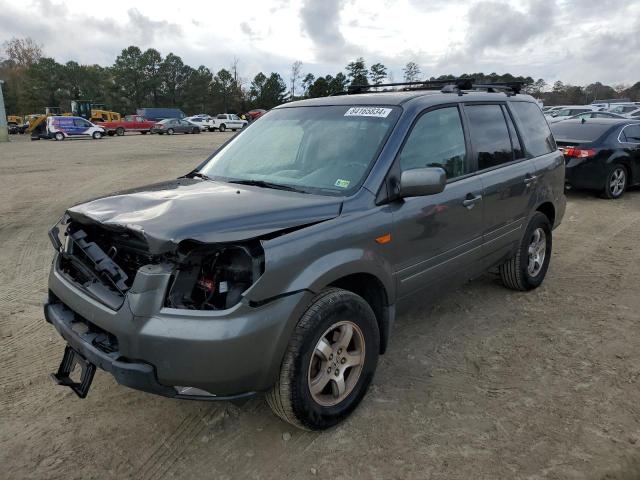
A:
[266,288,379,430]
[602,164,627,199]
[167,128,175,135]
[115,127,125,136]
[54,132,64,141]
[500,212,552,291]
[219,124,226,132]
[92,131,102,140]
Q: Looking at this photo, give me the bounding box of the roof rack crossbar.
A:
[340,79,526,96]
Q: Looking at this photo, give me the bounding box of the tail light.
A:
[561,147,596,158]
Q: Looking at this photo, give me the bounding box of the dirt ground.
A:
[1,132,639,480]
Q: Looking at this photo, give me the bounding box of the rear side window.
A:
[621,125,640,143]
[465,104,513,170]
[398,106,469,179]
[509,102,556,156]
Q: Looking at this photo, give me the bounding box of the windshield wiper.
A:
[226,179,308,193]
[187,171,214,181]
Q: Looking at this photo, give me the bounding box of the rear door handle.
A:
[462,194,482,209]
[524,174,538,186]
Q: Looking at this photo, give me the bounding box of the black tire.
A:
[500,212,552,291]
[107,131,115,136]
[92,131,102,140]
[193,127,200,134]
[208,127,215,132]
[54,132,64,141]
[167,128,175,135]
[266,288,380,430]
[602,163,628,199]
[219,124,226,132]
[115,127,125,136]
[141,131,148,134]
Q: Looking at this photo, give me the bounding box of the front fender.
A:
[243,206,397,305]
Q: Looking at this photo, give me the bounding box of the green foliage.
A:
[346,58,369,86]
[369,63,387,85]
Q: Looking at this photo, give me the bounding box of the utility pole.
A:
[0,80,8,142]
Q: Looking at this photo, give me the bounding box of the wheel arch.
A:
[535,201,556,227]
[328,272,394,354]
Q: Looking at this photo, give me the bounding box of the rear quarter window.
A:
[509,102,556,156]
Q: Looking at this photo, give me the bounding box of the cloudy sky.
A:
[1,0,639,86]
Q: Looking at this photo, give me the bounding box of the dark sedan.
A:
[551,119,640,199]
[151,118,200,135]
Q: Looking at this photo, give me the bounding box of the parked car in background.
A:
[185,115,216,132]
[247,109,267,121]
[622,108,640,119]
[608,104,639,115]
[551,119,640,199]
[212,113,248,132]
[98,115,156,136]
[46,116,105,141]
[564,111,626,121]
[546,106,599,123]
[151,118,201,135]
[137,108,186,122]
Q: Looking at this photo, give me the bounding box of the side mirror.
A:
[399,167,447,198]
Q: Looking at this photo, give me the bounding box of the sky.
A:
[0,0,639,87]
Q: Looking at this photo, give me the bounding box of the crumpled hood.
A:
[66,178,342,253]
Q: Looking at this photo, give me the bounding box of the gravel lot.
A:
[1,132,639,480]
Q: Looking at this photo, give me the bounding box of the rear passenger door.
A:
[462,103,536,266]
[390,105,485,299]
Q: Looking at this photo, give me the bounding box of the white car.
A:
[609,104,640,116]
[212,114,248,132]
[623,108,640,119]
[185,115,216,132]
[545,106,599,123]
[46,116,106,140]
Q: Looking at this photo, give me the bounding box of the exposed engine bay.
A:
[165,244,263,310]
[52,217,264,311]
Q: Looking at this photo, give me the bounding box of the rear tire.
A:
[266,288,379,430]
[115,127,125,136]
[500,212,552,291]
[219,124,226,132]
[602,163,627,199]
[167,128,175,135]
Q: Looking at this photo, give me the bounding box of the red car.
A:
[247,109,267,121]
[98,115,156,136]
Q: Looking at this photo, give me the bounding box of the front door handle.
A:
[524,174,538,186]
[462,194,482,209]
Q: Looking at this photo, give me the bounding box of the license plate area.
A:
[51,346,96,398]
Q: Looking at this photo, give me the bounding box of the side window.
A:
[217,114,226,119]
[509,102,556,157]
[622,125,640,143]
[465,104,513,170]
[398,107,469,179]
[74,118,91,127]
[502,106,524,159]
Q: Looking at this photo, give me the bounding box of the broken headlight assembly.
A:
[165,243,264,310]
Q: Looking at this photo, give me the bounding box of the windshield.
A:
[198,105,400,195]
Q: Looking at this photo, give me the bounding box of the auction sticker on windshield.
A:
[344,107,392,118]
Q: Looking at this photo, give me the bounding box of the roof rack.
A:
[340,78,524,96]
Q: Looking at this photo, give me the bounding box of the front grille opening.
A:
[56,298,120,355]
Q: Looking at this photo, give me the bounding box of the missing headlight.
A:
[166,243,263,310]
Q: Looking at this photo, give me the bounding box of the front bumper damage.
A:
[45,215,315,401]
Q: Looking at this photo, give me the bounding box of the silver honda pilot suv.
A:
[45,80,565,430]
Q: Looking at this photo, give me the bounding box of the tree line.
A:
[1,37,639,117]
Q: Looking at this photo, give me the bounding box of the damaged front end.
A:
[49,214,264,312]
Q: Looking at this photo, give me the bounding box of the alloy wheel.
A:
[610,168,626,197]
[308,321,365,406]
[527,227,547,277]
